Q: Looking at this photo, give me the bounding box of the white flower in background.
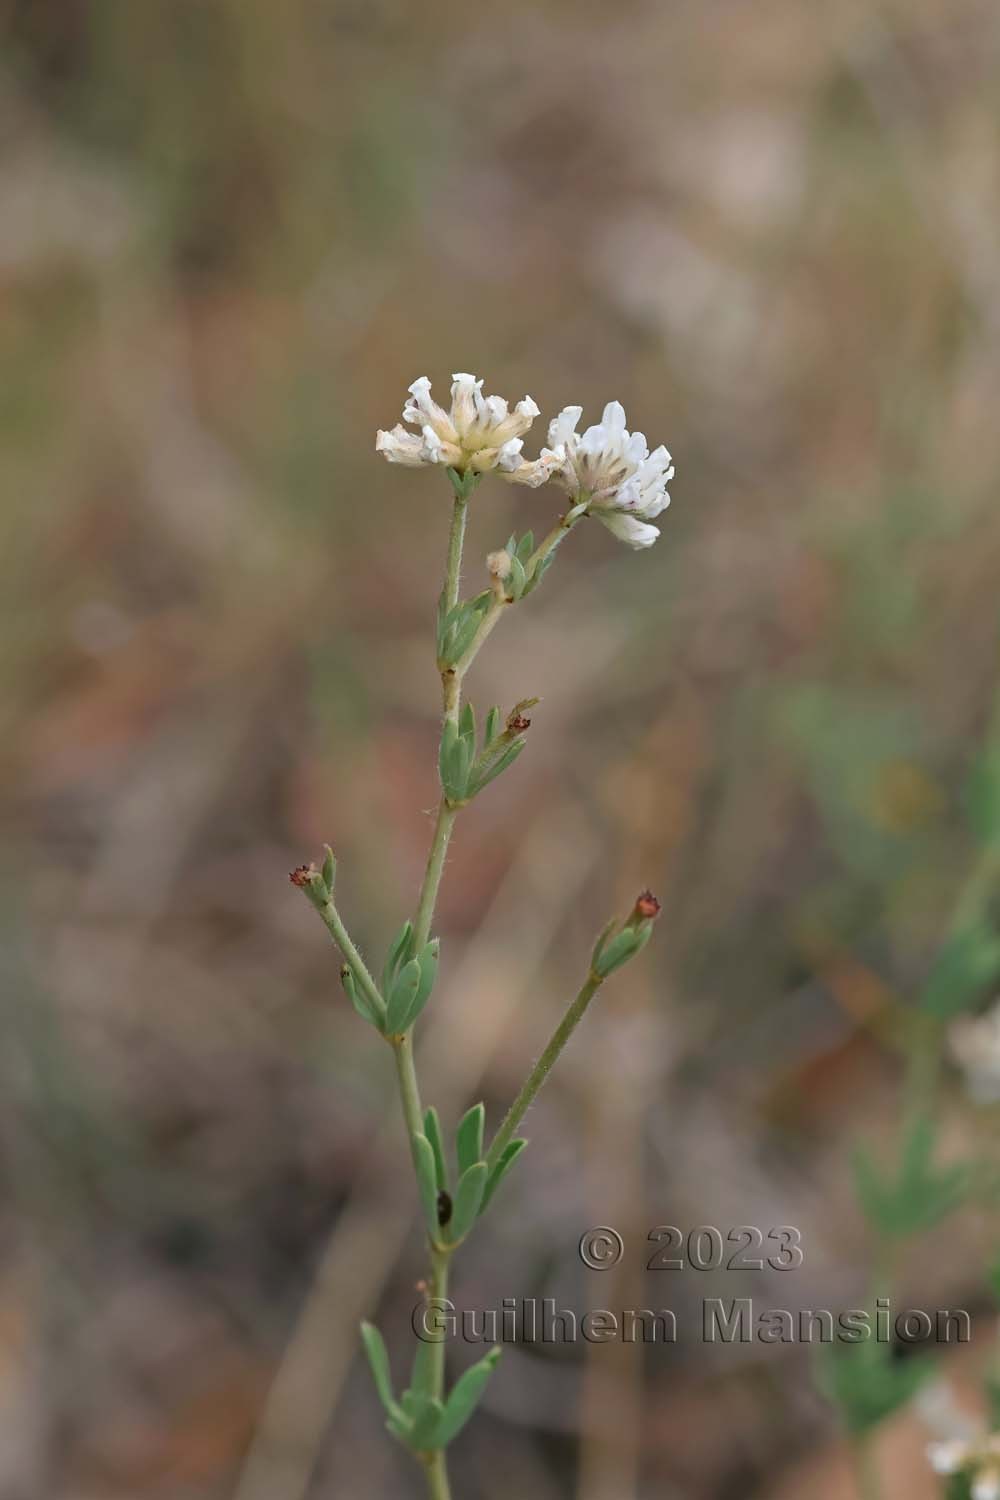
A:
[924,1426,1000,1497]
[975,1471,1000,1500]
[543,400,674,549]
[948,999,1000,1103]
[376,374,555,485]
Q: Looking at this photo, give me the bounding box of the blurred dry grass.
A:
[2,0,1000,1496]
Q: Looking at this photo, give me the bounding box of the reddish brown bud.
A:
[289,864,313,888]
[634,889,661,921]
[507,713,532,734]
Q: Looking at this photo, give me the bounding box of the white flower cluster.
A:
[948,999,1000,1103]
[377,375,674,550]
[929,1435,1000,1500]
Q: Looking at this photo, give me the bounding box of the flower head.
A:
[926,1434,1000,1498]
[543,400,673,549]
[376,374,555,486]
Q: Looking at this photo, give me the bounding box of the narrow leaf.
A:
[448,1162,488,1243]
[386,957,422,1033]
[321,845,336,893]
[360,1322,399,1416]
[406,1393,446,1450]
[341,966,379,1027]
[394,940,439,1031]
[592,928,641,977]
[412,1133,442,1239]
[434,1348,501,1447]
[456,1103,485,1175]
[469,739,525,797]
[382,919,414,996]
[423,1106,449,1191]
[480,1138,528,1214]
[506,555,527,601]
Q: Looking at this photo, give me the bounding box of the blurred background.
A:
[3,0,1000,1496]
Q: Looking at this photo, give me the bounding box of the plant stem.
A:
[314,896,386,1024]
[443,490,468,616]
[393,1032,424,1144]
[422,1449,452,1500]
[849,1432,882,1500]
[413,803,458,952]
[427,1246,450,1403]
[486,970,605,1173]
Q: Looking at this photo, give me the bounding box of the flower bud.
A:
[487,550,512,581]
[632,889,661,923]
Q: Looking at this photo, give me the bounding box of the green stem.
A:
[849,1431,882,1500]
[427,1247,450,1406]
[314,896,386,1024]
[452,595,508,680]
[422,1449,452,1500]
[413,802,458,952]
[393,1032,424,1144]
[443,491,468,616]
[486,971,605,1173]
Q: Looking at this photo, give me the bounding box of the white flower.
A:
[974,1471,1000,1500]
[948,999,1000,1103]
[925,1433,1000,1497]
[376,374,553,485]
[928,1439,970,1475]
[542,400,674,549]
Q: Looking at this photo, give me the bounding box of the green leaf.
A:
[321,845,336,893]
[447,1162,487,1243]
[341,966,380,1027]
[382,920,414,997]
[484,706,502,746]
[456,1103,485,1175]
[423,1107,449,1191]
[411,1133,442,1239]
[480,1138,528,1214]
[406,1393,446,1450]
[921,924,1000,1019]
[360,1322,401,1418]
[592,928,642,977]
[408,1332,437,1404]
[590,917,618,973]
[459,701,475,743]
[442,730,473,804]
[817,1338,935,1434]
[853,1117,968,1238]
[507,555,527,601]
[468,738,525,798]
[391,939,439,1031]
[516,531,534,565]
[434,1347,501,1447]
[387,957,422,1034]
[524,547,558,595]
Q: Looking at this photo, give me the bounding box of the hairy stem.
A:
[486,971,605,1173]
[314,895,386,1024]
[443,488,469,616]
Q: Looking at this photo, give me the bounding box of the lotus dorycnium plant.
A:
[291,372,670,1499]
